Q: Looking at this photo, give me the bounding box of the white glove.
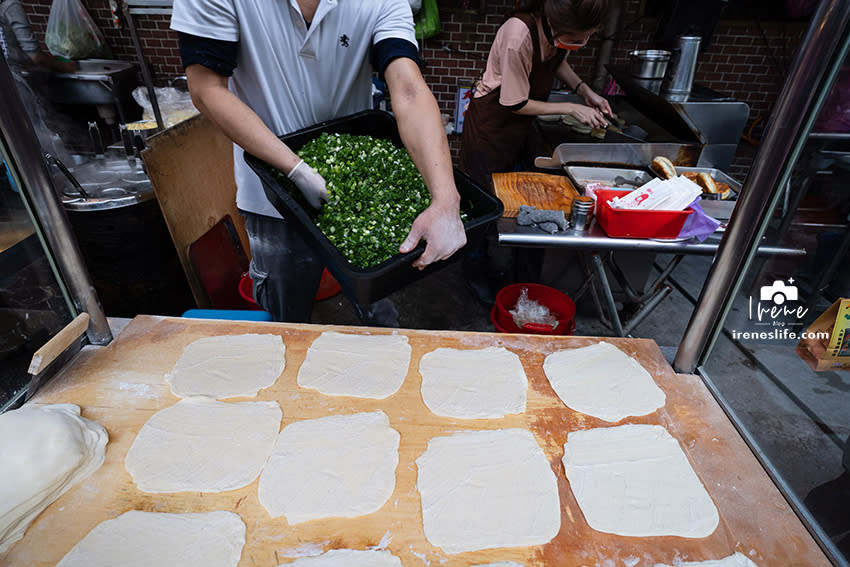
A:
[287,159,328,209]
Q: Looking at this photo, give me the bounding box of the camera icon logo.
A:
[760,280,798,305]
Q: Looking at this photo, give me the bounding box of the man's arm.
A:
[185,64,300,174]
[185,63,327,205]
[383,57,466,269]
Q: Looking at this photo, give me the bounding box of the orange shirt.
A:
[474,16,560,106]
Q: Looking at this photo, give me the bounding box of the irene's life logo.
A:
[748,278,808,325]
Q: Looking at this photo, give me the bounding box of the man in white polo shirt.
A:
[171,0,466,323]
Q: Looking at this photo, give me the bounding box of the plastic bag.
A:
[45,0,109,60]
[510,288,558,331]
[677,198,721,242]
[414,0,440,39]
[132,86,199,129]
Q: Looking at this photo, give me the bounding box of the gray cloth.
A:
[516,205,568,234]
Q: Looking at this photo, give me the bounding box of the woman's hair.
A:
[513,0,608,35]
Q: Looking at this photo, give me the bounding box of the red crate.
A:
[595,189,693,239]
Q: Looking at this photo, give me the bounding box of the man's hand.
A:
[288,159,329,208]
[399,200,467,270]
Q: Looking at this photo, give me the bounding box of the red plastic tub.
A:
[239,269,341,307]
[595,189,693,239]
[491,283,576,335]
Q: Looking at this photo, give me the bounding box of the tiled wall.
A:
[21,0,809,177]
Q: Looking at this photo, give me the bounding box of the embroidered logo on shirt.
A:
[339,34,350,48]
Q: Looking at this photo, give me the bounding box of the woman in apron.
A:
[459,0,611,191]
[459,0,611,304]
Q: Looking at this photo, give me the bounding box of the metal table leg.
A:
[591,252,625,336]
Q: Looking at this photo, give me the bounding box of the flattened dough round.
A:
[419,347,528,419]
[543,342,665,422]
[416,428,561,554]
[283,549,402,566]
[125,398,282,493]
[562,424,719,538]
[57,510,245,567]
[297,332,410,399]
[0,404,107,553]
[258,411,400,524]
[165,334,285,399]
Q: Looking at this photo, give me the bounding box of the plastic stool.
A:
[182,309,273,322]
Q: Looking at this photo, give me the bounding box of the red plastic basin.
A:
[491,283,576,335]
[238,269,341,308]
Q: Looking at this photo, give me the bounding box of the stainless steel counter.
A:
[497,217,805,257]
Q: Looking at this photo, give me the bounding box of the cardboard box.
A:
[796,298,850,371]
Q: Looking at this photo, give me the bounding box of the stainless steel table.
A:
[497,218,806,336]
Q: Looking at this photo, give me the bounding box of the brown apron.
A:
[459,12,565,192]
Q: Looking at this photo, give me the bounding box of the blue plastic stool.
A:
[182,309,273,322]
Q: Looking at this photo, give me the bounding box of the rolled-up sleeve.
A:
[373,0,417,48]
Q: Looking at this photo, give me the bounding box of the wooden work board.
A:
[492,172,580,218]
[1,315,829,567]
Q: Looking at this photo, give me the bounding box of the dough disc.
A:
[258,411,400,524]
[416,428,561,554]
[125,397,282,493]
[165,334,285,399]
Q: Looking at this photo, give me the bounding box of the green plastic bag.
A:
[414,0,441,39]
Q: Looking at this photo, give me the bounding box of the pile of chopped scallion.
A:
[274,132,440,268]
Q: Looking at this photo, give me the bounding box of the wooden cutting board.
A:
[1,316,830,567]
[493,172,580,217]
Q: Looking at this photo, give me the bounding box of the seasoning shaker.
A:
[570,196,594,230]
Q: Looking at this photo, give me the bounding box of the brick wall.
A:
[21,0,809,176]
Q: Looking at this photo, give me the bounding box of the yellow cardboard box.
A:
[796,298,850,371]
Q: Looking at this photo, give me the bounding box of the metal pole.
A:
[592,0,623,92]
[122,2,166,131]
[0,56,112,345]
[673,0,850,373]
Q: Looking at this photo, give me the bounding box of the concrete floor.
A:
[310,248,849,562]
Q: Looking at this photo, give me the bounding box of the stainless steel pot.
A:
[629,50,671,79]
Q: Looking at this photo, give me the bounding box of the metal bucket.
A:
[629,50,671,79]
[662,36,702,102]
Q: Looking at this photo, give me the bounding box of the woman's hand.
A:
[581,89,613,118]
[565,103,607,128]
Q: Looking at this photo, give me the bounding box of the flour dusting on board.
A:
[119,382,153,398]
[368,531,393,550]
[409,546,431,565]
[279,541,328,558]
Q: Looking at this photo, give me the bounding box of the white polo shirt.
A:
[171,0,417,217]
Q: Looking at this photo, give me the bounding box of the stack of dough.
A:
[0,404,108,552]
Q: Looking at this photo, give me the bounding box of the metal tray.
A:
[660,166,741,200]
[244,110,503,308]
[564,165,654,192]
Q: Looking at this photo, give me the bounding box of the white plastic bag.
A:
[132,86,199,129]
[45,0,108,60]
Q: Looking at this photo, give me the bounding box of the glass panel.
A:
[0,147,75,410]
[700,48,850,564]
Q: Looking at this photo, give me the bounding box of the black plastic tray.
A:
[245,110,503,307]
